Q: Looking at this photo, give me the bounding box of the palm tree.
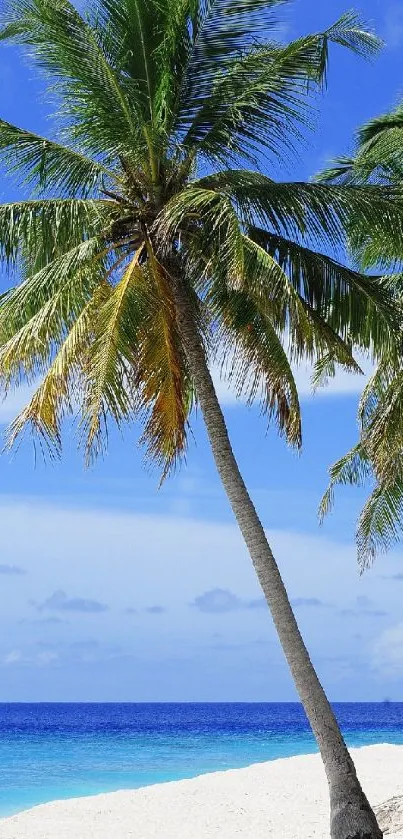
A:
[0,1,401,835]
[318,104,403,569]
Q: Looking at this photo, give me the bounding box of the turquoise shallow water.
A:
[1,703,403,817]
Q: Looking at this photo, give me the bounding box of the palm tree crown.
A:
[319,103,403,568]
[0,0,401,478]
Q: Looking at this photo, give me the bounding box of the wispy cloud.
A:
[0,563,26,575]
[246,597,266,610]
[36,589,108,614]
[2,647,58,667]
[3,649,22,665]
[36,650,58,666]
[145,605,166,615]
[374,622,403,674]
[291,597,328,608]
[19,616,69,626]
[340,596,387,618]
[0,496,397,699]
[190,588,266,614]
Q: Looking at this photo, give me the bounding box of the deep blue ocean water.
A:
[1,702,403,817]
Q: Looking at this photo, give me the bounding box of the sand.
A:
[0,744,402,838]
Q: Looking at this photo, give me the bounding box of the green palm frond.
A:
[210,279,302,445]
[315,87,403,564]
[0,198,117,267]
[319,439,403,569]
[319,104,403,186]
[81,249,150,457]
[197,171,403,253]
[188,0,286,62]
[356,482,403,569]
[174,0,286,130]
[178,13,380,164]
[319,442,372,522]
[95,0,190,129]
[320,363,403,566]
[178,13,380,162]
[6,286,110,451]
[248,227,399,353]
[358,366,403,484]
[157,186,245,288]
[316,104,403,269]
[179,40,315,163]
[0,236,106,343]
[0,120,119,196]
[244,235,365,376]
[0,0,143,158]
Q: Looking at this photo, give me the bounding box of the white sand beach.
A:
[0,744,402,838]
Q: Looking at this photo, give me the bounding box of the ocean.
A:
[1,702,403,817]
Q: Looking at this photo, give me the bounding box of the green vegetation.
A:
[319,104,403,569]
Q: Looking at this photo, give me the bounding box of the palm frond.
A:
[316,102,403,268]
[248,227,399,354]
[82,248,149,458]
[319,442,372,522]
[157,186,245,289]
[357,482,403,570]
[95,0,185,122]
[210,279,302,445]
[5,285,110,451]
[319,361,403,569]
[179,38,316,163]
[136,251,193,477]
[178,14,381,164]
[358,365,403,484]
[0,120,119,196]
[0,0,143,158]
[197,171,403,258]
[175,0,285,125]
[0,243,109,407]
[0,236,106,349]
[241,235,376,383]
[0,198,117,268]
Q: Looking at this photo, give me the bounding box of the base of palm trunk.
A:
[332,831,382,839]
[330,794,383,839]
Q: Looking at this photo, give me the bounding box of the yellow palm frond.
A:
[136,248,192,477]
[6,286,111,450]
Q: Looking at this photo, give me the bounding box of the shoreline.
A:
[1,744,403,838]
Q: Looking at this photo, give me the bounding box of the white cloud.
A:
[4,649,22,665]
[374,623,403,675]
[0,496,389,635]
[0,495,400,699]
[36,650,58,666]
[3,647,59,667]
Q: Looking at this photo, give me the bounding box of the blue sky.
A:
[0,0,403,702]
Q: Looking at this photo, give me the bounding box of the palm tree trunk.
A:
[171,274,382,839]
